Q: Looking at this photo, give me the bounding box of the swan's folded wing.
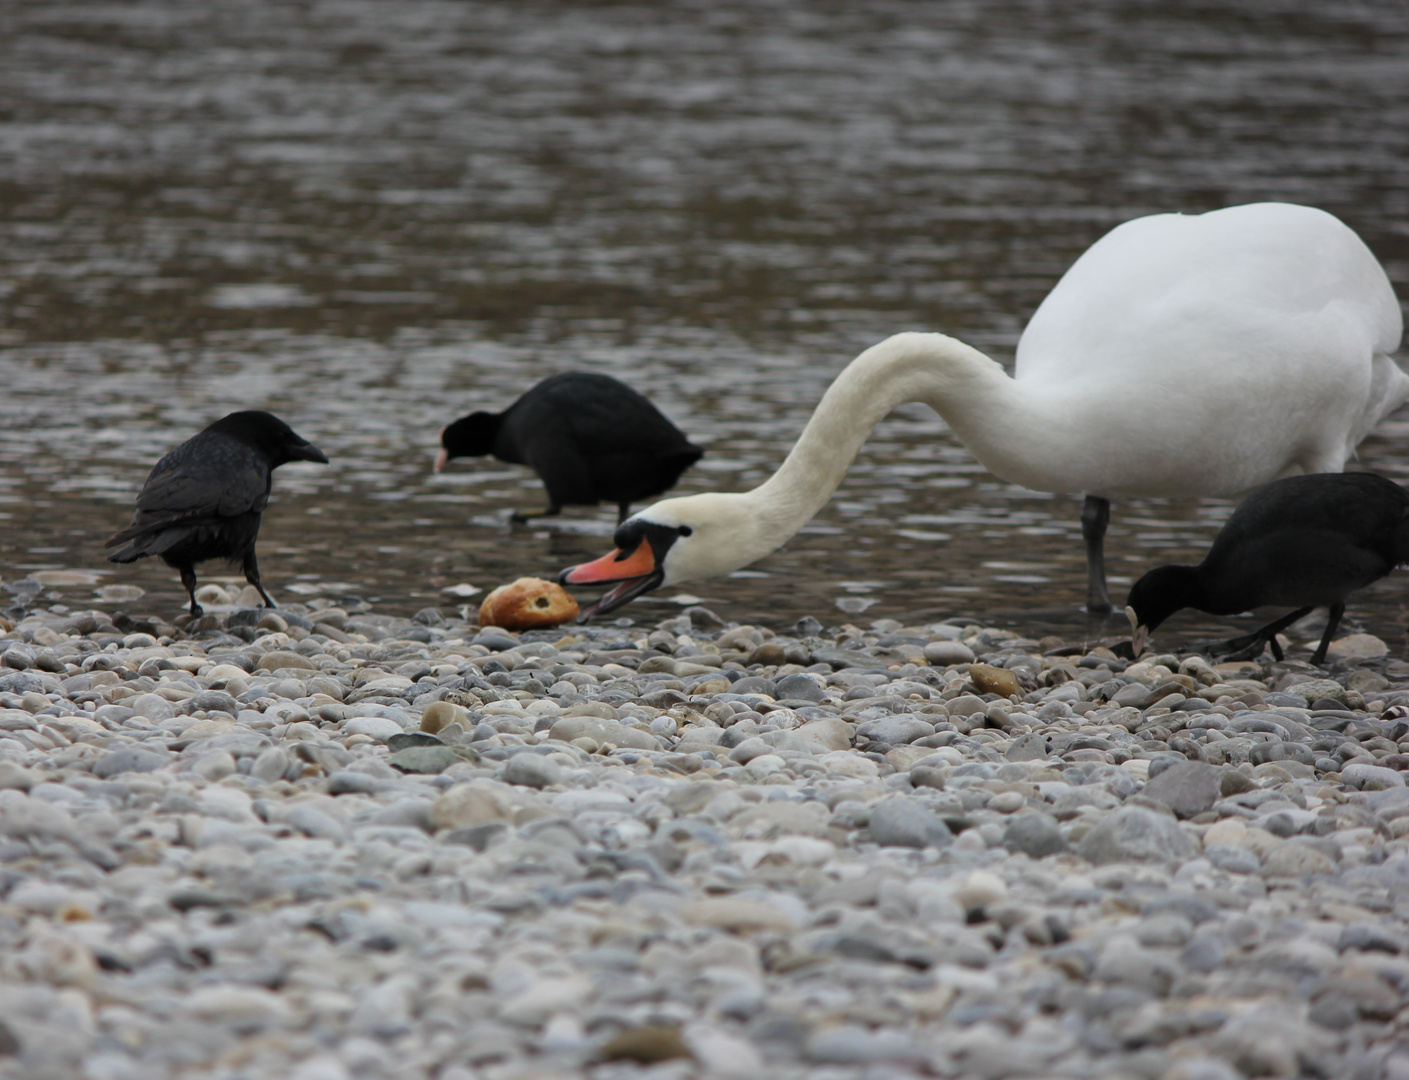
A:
[1015,203,1402,386]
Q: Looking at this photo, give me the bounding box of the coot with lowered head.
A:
[1124,472,1409,664]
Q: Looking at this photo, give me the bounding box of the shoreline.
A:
[0,593,1406,1078]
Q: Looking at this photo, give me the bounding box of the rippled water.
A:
[2,0,1408,651]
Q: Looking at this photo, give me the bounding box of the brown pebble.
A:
[1219,768,1256,796]
[910,766,946,790]
[421,700,469,735]
[747,642,787,666]
[968,663,1021,698]
[597,1025,692,1064]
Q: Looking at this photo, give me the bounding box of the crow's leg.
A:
[243,550,277,608]
[1213,606,1314,663]
[178,565,203,618]
[1310,601,1345,666]
[1082,495,1112,615]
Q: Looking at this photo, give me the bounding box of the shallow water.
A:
[1,0,1408,652]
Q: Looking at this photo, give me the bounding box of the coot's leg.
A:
[178,565,203,617]
[243,550,277,608]
[1082,495,1112,615]
[1215,606,1313,662]
[1310,601,1345,665]
[510,504,562,523]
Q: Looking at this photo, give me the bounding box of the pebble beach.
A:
[0,583,1407,1080]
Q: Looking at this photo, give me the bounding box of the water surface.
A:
[1,0,1407,653]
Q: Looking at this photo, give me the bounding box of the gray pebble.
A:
[774,673,826,702]
[288,805,346,842]
[251,747,290,782]
[867,796,953,849]
[327,771,378,795]
[1204,844,1261,874]
[855,715,934,745]
[923,640,975,665]
[1249,740,1315,766]
[502,753,563,788]
[4,596,1408,1080]
[1076,805,1196,864]
[188,690,240,715]
[1141,760,1221,818]
[92,746,169,778]
[1003,812,1068,857]
[388,746,466,774]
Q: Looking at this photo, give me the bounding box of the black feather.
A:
[1126,472,1409,664]
[439,372,702,524]
[105,411,328,616]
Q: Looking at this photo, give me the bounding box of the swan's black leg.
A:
[243,550,277,608]
[1214,606,1313,662]
[617,502,631,525]
[511,504,562,524]
[1310,601,1345,665]
[179,564,203,618]
[1081,495,1112,614]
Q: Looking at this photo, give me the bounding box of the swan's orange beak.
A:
[561,540,656,585]
[559,535,666,620]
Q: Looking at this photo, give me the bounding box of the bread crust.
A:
[478,577,580,630]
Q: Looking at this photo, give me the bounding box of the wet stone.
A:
[1003,812,1068,857]
[774,672,826,701]
[1077,806,1197,864]
[502,753,563,788]
[327,771,377,795]
[388,746,468,774]
[1141,761,1221,819]
[189,690,240,715]
[92,746,169,778]
[867,796,953,848]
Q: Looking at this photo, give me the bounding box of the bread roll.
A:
[478,577,579,630]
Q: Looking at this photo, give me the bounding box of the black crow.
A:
[434,372,703,524]
[1126,472,1409,664]
[106,411,328,616]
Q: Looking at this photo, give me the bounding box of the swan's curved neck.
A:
[744,332,1018,540]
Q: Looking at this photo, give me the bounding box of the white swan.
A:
[560,203,1408,618]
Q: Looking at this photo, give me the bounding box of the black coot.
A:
[106,411,328,616]
[1125,472,1409,664]
[435,372,703,523]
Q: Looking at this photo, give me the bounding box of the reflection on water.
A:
[1,1,1407,653]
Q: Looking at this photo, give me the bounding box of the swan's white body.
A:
[566,203,1408,601]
